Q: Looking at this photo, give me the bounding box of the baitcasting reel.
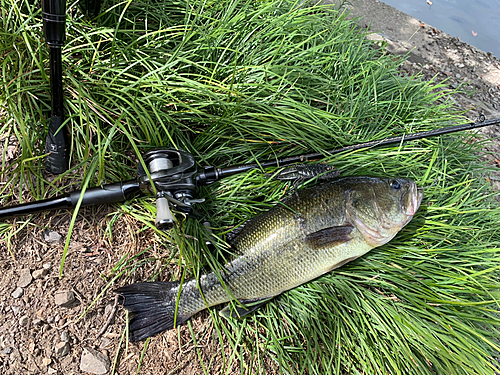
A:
[137,149,203,230]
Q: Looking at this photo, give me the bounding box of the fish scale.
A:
[117,176,423,342]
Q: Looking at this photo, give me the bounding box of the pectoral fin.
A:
[305,225,353,249]
[220,297,273,319]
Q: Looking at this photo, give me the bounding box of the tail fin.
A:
[116,281,190,342]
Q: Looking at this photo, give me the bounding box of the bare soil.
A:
[0,206,237,374]
[1,4,500,375]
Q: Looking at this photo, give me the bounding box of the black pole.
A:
[0,181,141,220]
[196,117,500,184]
[42,0,69,174]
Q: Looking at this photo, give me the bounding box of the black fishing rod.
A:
[42,0,69,174]
[41,0,103,174]
[196,115,499,182]
[0,117,498,227]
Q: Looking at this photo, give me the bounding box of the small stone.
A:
[11,306,20,314]
[2,347,13,356]
[54,290,75,307]
[12,287,23,299]
[19,316,29,327]
[61,331,70,342]
[43,262,52,270]
[33,268,49,279]
[80,347,111,374]
[17,268,33,288]
[43,230,62,244]
[55,341,70,357]
[42,357,52,366]
[32,318,44,326]
[48,367,57,374]
[46,316,54,324]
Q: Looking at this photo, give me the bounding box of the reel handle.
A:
[155,194,175,230]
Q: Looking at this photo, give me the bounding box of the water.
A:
[379,0,500,58]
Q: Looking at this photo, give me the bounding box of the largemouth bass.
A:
[117,176,423,342]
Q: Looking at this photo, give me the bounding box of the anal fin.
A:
[220,297,273,319]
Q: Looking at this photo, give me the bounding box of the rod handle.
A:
[42,0,66,46]
[45,115,69,175]
[69,181,140,207]
[0,180,140,220]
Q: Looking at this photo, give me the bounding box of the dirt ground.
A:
[1,3,500,375]
[0,204,246,375]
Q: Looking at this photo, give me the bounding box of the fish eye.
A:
[390,180,401,190]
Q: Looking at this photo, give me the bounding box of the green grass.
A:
[1,0,500,374]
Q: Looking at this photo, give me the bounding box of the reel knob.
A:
[155,193,175,231]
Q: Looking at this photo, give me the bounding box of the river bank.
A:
[342,0,500,190]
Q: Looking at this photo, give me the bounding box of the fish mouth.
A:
[403,183,423,217]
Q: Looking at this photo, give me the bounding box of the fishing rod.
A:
[42,0,69,174]
[41,0,102,174]
[0,116,498,227]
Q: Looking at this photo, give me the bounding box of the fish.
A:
[116,176,423,342]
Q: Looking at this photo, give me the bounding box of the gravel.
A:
[33,268,49,279]
[54,341,70,357]
[16,268,32,288]
[11,287,23,299]
[43,230,62,244]
[18,316,29,327]
[54,290,75,307]
[61,331,70,342]
[80,347,111,375]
